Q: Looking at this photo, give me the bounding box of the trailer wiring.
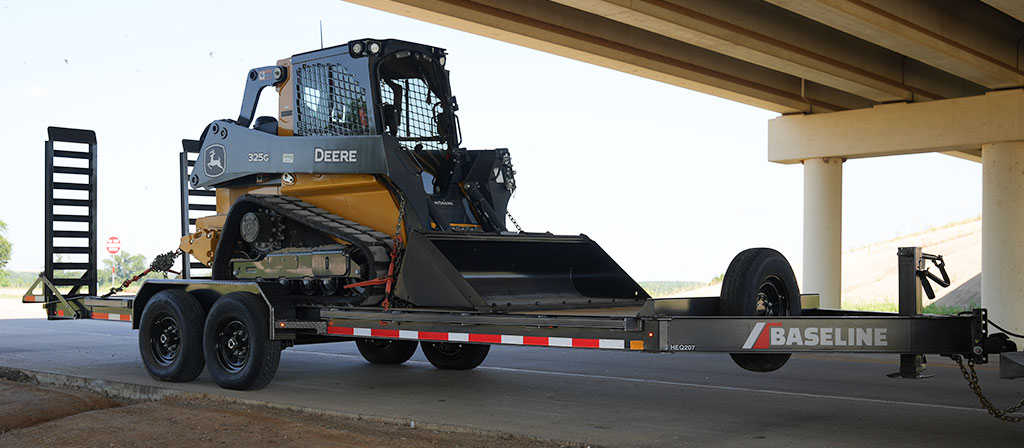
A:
[951,311,1024,422]
[989,320,1024,339]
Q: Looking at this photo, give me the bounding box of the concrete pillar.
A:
[803,157,843,309]
[982,142,1024,341]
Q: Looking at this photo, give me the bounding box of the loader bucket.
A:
[395,231,650,311]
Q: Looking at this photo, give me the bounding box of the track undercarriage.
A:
[216,194,394,306]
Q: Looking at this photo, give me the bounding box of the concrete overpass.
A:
[347,0,1024,333]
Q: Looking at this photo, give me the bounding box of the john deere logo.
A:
[205,144,226,178]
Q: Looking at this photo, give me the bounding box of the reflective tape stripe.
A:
[324,324,627,350]
[91,313,131,322]
[599,339,625,350]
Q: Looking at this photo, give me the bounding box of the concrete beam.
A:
[768,0,1024,90]
[768,89,1024,164]
[983,0,1024,23]
[345,0,875,113]
[552,0,922,103]
[942,150,983,164]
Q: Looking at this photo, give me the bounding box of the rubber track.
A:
[243,194,393,305]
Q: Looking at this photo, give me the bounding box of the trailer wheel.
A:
[203,292,281,390]
[138,289,206,382]
[420,342,489,370]
[720,248,801,373]
[355,339,418,365]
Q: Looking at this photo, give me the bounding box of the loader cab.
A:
[285,39,506,233]
[289,39,457,149]
[289,39,461,191]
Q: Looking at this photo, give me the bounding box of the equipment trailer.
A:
[21,40,1023,421]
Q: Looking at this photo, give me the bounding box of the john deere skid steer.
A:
[181,38,649,312]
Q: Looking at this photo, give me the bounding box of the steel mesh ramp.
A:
[179,139,215,279]
[42,127,98,317]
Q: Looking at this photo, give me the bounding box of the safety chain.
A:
[344,194,407,316]
[506,210,523,233]
[393,194,407,245]
[382,194,408,313]
[101,249,182,298]
[952,355,1024,422]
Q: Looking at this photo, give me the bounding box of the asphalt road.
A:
[1,316,1022,447]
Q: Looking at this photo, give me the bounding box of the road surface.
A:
[0,311,1022,447]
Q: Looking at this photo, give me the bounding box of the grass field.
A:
[844,301,979,315]
[0,289,24,300]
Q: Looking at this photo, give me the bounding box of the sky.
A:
[0,0,982,283]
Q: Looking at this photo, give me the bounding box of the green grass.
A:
[844,301,979,315]
[639,281,703,298]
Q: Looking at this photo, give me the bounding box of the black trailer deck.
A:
[24,277,985,359]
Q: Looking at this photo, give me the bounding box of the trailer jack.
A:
[886,247,957,379]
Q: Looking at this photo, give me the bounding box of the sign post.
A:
[106,237,121,286]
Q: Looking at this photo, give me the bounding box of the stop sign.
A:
[106,237,121,255]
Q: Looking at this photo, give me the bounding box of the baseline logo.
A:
[314,147,357,163]
[741,322,888,349]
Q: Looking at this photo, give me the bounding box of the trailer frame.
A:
[27,249,988,362]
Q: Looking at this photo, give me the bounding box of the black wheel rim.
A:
[433,342,462,356]
[150,312,180,366]
[214,318,250,373]
[367,339,393,349]
[756,275,789,317]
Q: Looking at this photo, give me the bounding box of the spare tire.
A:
[720,248,800,373]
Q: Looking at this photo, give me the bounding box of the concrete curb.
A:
[0,366,188,402]
[0,365,587,447]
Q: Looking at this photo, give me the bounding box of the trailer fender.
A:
[132,280,271,331]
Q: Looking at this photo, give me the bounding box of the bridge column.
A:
[803,157,843,309]
[982,141,1024,341]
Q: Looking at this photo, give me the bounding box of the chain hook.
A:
[952,354,1024,422]
[100,249,183,299]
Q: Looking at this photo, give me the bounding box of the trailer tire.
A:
[203,292,281,390]
[355,339,418,365]
[720,248,800,373]
[420,342,489,370]
[138,289,206,383]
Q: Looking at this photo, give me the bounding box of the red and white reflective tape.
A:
[91,312,131,322]
[22,295,45,303]
[326,324,631,350]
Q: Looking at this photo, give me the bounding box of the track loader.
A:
[181,38,648,312]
